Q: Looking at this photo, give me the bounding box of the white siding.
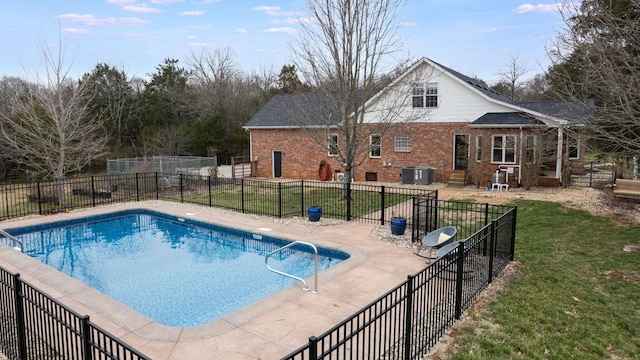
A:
[363,62,514,124]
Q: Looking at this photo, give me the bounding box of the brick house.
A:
[243,58,588,187]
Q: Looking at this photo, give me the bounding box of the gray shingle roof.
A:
[244,93,340,128]
[517,101,593,124]
[471,112,546,126]
[245,58,591,129]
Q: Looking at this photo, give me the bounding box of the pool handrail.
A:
[0,228,23,252]
[265,240,319,294]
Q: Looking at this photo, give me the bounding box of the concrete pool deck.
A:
[0,201,431,359]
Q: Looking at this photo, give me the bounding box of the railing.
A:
[282,201,517,359]
[0,267,151,360]
[0,229,22,252]
[266,241,319,293]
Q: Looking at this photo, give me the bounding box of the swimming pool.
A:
[6,210,350,327]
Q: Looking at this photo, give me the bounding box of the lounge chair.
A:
[414,226,457,259]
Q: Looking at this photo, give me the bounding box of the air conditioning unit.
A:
[336,173,346,183]
[401,166,435,185]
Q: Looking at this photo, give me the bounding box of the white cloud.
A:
[252,6,280,12]
[57,13,149,26]
[150,0,185,3]
[189,41,212,47]
[513,3,562,14]
[400,21,418,27]
[262,27,296,35]
[63,27,91,35]
[254,49,276,53]
[123,5,162,13]
[252,5,302,17]
[179,11,204,16]
[477,27,498,33]
[235,28,247,33]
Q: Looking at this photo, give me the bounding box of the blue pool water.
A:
[7,210,349,327]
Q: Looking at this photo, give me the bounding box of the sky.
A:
[0,1,574,84]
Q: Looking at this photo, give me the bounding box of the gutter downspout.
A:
[556,127,564,181]
[518,126,523,186]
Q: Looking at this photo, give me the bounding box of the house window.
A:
[524,135,536,163]
[412,83,438,108]
[369,134,381,158]
[568,134,579,159]
[328,133,338,156]
[492,135,516,163]
[394,134,411,152]
[475,135,483,162]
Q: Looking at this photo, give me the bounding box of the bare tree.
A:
[548,0,640,177]
[0,36,108,182]
[495,55,530,102]
[290,0,412,182]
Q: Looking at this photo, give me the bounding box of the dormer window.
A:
[412,83,438,108]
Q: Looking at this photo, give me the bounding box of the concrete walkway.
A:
[0,201,430,359]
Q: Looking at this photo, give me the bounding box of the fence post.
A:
[509,207,518,261]
[488,220,496,285]
[380,186,386,225]
[300,180,305,217]
[611,162,616,187]
[241,179,245,213]
[454,241,465,320]
[589,162,593,188]
[155,172,159,200]
[180,174,184,203]
[91,176,96,207]
[411,197,417,243]
[37,181,42,215]
[482,203,489,256]
[346,182,352,221]
[278,182,282,218]
[12,273,28,360]
[81,315,93,360]
[135,173,140,202]
[403,274,415,359]
[308,336,318,359]
[208,175,212,207]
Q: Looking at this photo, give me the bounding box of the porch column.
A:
[556,127,563,179]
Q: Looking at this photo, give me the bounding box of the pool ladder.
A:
[265,241,319,294]
[0,229,23,252]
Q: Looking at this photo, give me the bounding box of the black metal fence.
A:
[1,174,513,359]
[0,267,150,360]
[0,173,437,231]
[282,199,517,359]
[569,161,616,189]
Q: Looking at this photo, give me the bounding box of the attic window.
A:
[412,83,438,108]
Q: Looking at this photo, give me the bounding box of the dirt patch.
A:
[441,185,640,226]
[604,270,640,285]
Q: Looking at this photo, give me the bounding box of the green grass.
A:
[174,184,414,219]
[448,199,640,359]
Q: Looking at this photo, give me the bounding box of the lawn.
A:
[446,199,640,359]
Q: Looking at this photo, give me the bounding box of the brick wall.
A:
[249,123,469,183]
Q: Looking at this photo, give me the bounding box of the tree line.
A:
[0,47,304,181]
